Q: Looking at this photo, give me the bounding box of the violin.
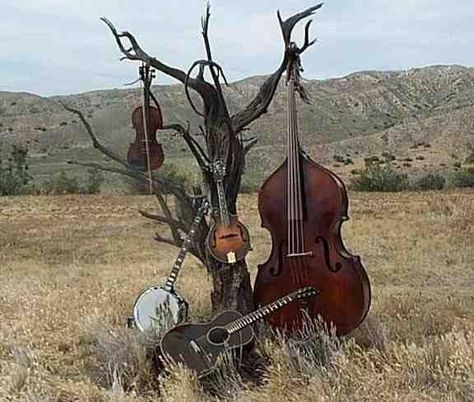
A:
[253,56,371,336]
[127,64,164,172]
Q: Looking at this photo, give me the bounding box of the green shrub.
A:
[451,168,474,188]
[0,144,32,196]
[85,168,104,194]
[43,171,81,194]
[413,173,445,191]
[465,145,474,164]
[350,159,408,192]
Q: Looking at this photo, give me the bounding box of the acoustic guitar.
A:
[160,286,318,377]
[206,160,251,264]
[131,198,210,332]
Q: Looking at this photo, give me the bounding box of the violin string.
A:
[140,62,154,194]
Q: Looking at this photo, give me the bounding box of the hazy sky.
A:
[1,0,473,96]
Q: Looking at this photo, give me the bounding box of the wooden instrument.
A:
[127,63,164,173]
[206,160,251,264]
[253,58,371,336]
[131,198,210,332]
[160,286,318,377]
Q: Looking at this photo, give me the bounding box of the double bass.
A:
[127,64,164,173]
[254,53,371,336]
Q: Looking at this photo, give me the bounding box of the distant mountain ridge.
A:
[1,64,473,183]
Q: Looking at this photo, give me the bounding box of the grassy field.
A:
[0,191,473,401]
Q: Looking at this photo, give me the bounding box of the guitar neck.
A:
[163,201,208,291]
[224,292,300,334]
[215,179,230,226]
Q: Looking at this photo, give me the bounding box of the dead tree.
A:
[66,3,323,315]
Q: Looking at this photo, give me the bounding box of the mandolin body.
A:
[254,154,371,336]
[206,215,251,264]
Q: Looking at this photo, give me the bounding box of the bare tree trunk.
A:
[64,3,323,315]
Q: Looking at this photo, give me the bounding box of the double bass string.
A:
[287,65,308,285]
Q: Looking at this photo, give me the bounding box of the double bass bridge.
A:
[286,251,314,258]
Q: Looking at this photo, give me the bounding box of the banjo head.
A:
[133,286,188,333]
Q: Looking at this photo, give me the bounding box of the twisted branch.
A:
[231,3,323,133]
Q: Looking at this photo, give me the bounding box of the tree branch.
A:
[162,122,210,168]
[154,233,180,248]
[139,210,187,232]
[231,3,323,133]
[100,17,218,111]
[243,137,259,155]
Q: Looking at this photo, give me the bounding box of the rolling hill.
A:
[1,64,473,187]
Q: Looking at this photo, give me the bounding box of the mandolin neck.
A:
[216,178,231,226]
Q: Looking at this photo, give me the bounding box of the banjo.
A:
[131,198,210,333]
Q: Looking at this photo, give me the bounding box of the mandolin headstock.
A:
[211,160,226,182]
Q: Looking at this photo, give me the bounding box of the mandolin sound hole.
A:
[219,233,239,239]
[207,327,230,345]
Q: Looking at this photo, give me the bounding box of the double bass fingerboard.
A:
[286,68,306,257]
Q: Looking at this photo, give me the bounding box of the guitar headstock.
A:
[211,160,226,182]
[293,286,319,301]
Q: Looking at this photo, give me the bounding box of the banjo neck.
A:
[163,199,209,291]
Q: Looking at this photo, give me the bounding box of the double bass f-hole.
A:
[315,236,342,273]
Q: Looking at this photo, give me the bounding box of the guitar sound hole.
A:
[207,327,230,345]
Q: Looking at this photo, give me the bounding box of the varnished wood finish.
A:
[254,155,371,336]
[160,311,254,377]
[127,105,164,171]
[206,215,251,264]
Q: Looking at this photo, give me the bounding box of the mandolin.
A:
[206,160,251,264]
[160,286,318,377]
[131,198,210,332]
[254,54,371,336]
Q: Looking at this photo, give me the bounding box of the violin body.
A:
[254,153,371,336]
[206,215,251,264]
[127,104,164,171]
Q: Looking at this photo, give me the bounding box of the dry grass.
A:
[0,191,473,401]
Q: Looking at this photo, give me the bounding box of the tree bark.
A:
[70,3,324,316]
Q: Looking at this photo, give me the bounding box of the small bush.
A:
[85,168,104,194]
[413,173,445,191]
[465,145,474,164]
[43,171,81,194]
[0,144,32,196]
[451,168,474,188]
[350,159,408,192]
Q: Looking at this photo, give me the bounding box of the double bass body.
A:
[254,156,371,336]
[254,56,371,336]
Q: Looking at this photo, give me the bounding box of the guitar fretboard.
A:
[224,288,315,334]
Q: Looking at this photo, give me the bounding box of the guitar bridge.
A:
[189,340,203,353]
